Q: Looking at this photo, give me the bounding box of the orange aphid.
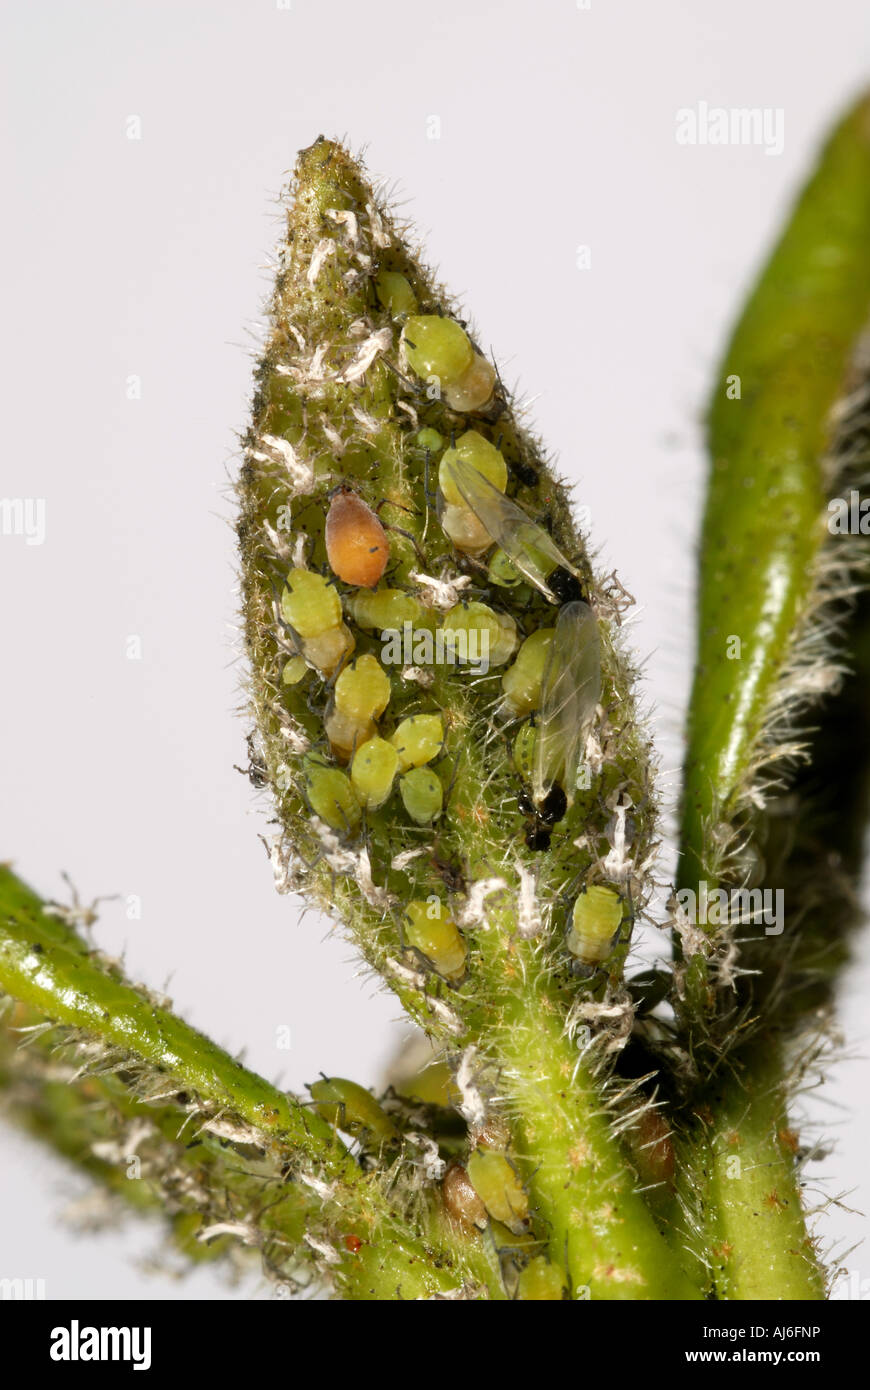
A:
[325,488,389,587]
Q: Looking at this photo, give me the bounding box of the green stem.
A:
[679,92,870,1015]
[700,1041,825,1301]
[474,913,703,1300]
[0,866,496,1298]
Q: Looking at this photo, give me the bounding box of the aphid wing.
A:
[443,457,569,600]
[533,601,601,807]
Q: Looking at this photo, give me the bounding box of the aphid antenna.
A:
[382,522,428,567]
[440,748,464,813]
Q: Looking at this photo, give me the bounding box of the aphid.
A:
[399,766,443,824]
[403,898,466,981]
[309,1076,397,1144]
[346,587,427,633]
[443,353,497,413]
[281,654,307,686]
[466,1149,529,1233]
[439,432,507,500]
[441,602,518,668]
[439,453,582,603]
[281,568,342,637]
[350,736,400,810]
[390,713,445,771]
[280,568,354,676]
[442,1162,488,1233]
[501,629,555,719]
[567,884,624,967]
[326,653,392,759]
[532,601,600,808]
[402,314,474,384]
[299,624,355,678]
[302,753,361,833]
[325,487,389,588]
[334,654,392,722]
[416,426,443,454]
[374,268,417,319]
[517,1256,567,1301]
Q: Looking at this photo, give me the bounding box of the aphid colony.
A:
[306,1066,568,1296]
[274,296,625,974]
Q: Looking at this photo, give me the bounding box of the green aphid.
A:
[346,588,427,634]
[439,431,507,502]
[517,1255,567,1301]
[309,1077,397,1144]
[390,714,444,771]
[402,314,473,383]
[303,755,361,833]
[281,568,342,639]
[416,426,443,454]
[532,600,601,808]
[399,767,443,824]
[374,269,417,319]
[350,736,399,811]
[441,602,517,668]
[567,885,624,966]
[466,1149,529,1233]
[403,899,466,981]
[281,655,308,686]
[501,629,555,718]
[488,547,524,588]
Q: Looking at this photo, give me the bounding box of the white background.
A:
[2,0,869,1300]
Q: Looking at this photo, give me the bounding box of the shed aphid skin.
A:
[325,487,389,588]
[532,601,601,808]
[567,884,624,968]
[439,452,583,603]
[442,1162,488,1233]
